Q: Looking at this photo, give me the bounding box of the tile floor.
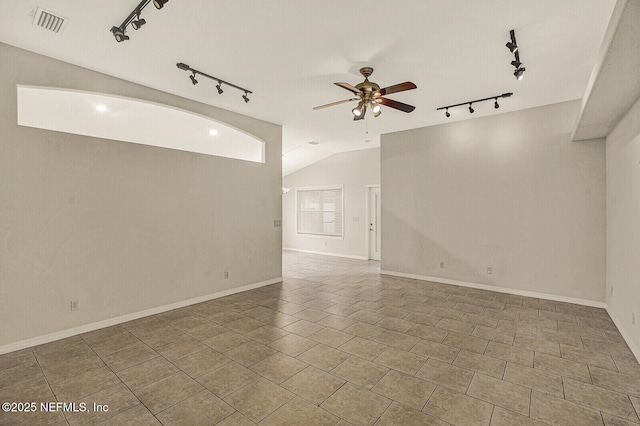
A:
[1,251,640,425]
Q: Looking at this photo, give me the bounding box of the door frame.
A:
[366,184,381,261]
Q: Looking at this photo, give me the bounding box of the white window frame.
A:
[295,185,344,239]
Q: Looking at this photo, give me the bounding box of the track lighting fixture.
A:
[506,29,525,80]
[176,63,253,104]
[110,0,168,43]
[153,0,169,9]
[437,92,513,117]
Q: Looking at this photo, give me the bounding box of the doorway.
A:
[368,185,381,261]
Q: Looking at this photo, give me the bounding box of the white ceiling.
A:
[0,0,617,175]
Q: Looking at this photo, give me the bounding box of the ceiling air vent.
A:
[32,7,67,34]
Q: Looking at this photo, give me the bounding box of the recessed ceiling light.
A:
[308,141,319,145]
[209,129,218,136]
[96,104,107,112]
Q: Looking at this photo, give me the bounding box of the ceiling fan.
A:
[313,67,417,120]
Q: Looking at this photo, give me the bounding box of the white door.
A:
[369,186,381,260]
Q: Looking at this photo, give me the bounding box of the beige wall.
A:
[0,43,282,350]
[283,148,380,259]
[381,101,606,303]
[606,95,640,358]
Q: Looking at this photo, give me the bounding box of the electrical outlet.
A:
[224,271,229,279]
[70,300,79,311]
[487,267,492,275]
[273,219,281,227]
[440,262,444,269]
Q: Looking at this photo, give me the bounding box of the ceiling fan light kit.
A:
[314,67,417,120]
[110,0,169,43]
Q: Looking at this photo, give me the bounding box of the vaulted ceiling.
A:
[0,1,619,175]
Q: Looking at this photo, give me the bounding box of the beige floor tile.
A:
[0,407,67,426]
[281,365,345,405]
[215,411,255,426]
[537,327,583,347]
[490,407,549,426]
[116,356,178,390]
[224,378,294,423]
[308,327,355,348]
[410,339,460,363]
[338,337,388,361]
[225,341,278,367]
[331,356,388,389]
[513,334,561,356]
[66,382,140,425]
[50,365,120,402]
[296,344,351,372]
[41,352,106,383]
[372,370,436,410]
[453,350,506,379]
[376,402,449,426]
[530,390,604,426]
[503,362,563,398]
[224,316,264,334]
[415,358,474,393]
[632,396,640,417]
[443,332,489,354]
[102,342,158,372]
[155,390,235,426]
[261,396,338,426]
[0,372,54,402]
[203,331,251,352]
[156,338,208,362]
[423,386,493,426]
[245,325,290,344]
[197,361,259,398]
[485,341,534,367]
[373,347,427,375]
[407,323,450,342]
[375,316,415,333]
[269,334,317,357]
[460,312,499,328]
[317,314,357,331]
[81,326,131,345]
[295,308,331,322]
[283,319,325,337]
[250,352,307,384]
[405,312,442,327]
[467,373,531,416]
[134,371,203,414]
[173,348,231,378]
[533,352,592,383]
[431,307,465,321]
[563,377,639,422]
[99,404,161,425]
[167,314,210,331]
[183,323,228,340]
[140,327,189,350]
[560,344,618,371]
[471,326,515,345]
[601,412,640,426]
[374,330,420,351]
[435,317,476,334]
[590,366,640,398]
[0,349,36,371]
[88,332,141,357]
[320,382,391,426]
[482,308,520,322]
[344,321,386,340]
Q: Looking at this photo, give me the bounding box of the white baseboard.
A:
[380,270,607,309]
[0,277,283,355]
[606,307,640,363]
[283,248,368,260]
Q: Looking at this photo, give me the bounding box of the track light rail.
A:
[176,63,253,101]
[436,93,513,111]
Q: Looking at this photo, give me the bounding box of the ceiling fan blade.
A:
[334,82,362,95]
[313,98,359,110]
[377,97,415,113]
[373,82,417,97]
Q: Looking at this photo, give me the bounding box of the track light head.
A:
[242,92,250,103]
[469,103,474,114]
[511,60,522,68]
[111,27,129,42]
[514,67,526,80]
[131,17,146,30]
[494,98,500,109]
[445,108,450,118]
[506,42,518,53]
[216,81,224,94]
[153,0,169,9]
[190,72,198,85]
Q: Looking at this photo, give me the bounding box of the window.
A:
[296,186,343,237]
